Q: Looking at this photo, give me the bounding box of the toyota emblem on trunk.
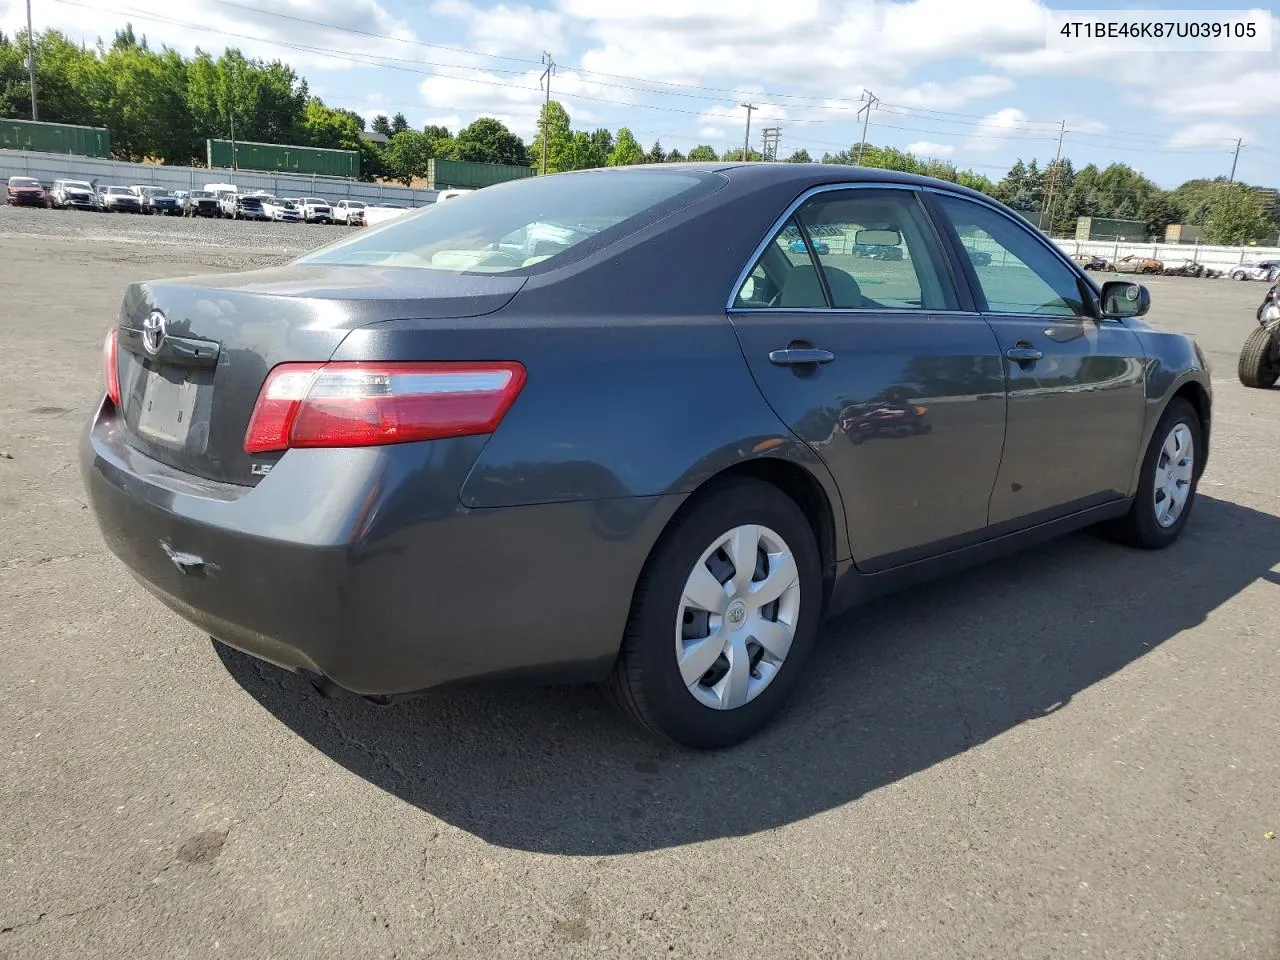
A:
[142,311,167,355]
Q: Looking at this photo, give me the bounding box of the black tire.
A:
[1099,397,1202,549]
[1238,326,1280,389]
[606,477,823,749]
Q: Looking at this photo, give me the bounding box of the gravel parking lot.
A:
[2,205,1278,959]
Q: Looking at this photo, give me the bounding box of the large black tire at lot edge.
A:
[1099,397,1202,550]
[1238,325,1280,389]
[607,477,823,749]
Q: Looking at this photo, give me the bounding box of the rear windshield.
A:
[298,170,722,274]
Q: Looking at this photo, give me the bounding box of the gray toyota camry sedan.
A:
[82,163,1211,749]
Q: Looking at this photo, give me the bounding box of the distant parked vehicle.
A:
[99,185,142,213]
[852,241,902,260]
[1113,255,1163,275]
[1162,259,1205,277]
[6,176,49,207]
[216,191,239,218]
[787,237,830,255]
[50,178,101,211]
[965,248,993,266]
[1229,260,1280,282]
[260,196,303,222]
[1072,253,1110,271]
[333,199,366,225]
[232,194,268,221]
[131,186,182,216]
[183,190,219,217]
[361,204,417,228]
[296,197,333,223]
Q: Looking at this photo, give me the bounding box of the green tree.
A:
[1205,183,1271,244]
[720,147,763,161]
[1137,193,1185,240]
[454,116,527,165]
[665,148,685,162]
[686,144,718,162]
[529,99,573,173]
[646,140,666,164]
[383,129,434,185]
[784,148,812,163]
[390,112,409,134]
[607,127,645,166]
[371,114,392,137]
[588,128,613,166]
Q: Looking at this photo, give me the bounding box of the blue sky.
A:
[6,0,1279,188]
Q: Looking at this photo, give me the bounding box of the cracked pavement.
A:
[1,208,1279,958]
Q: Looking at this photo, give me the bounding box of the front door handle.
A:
[769,347,835,366]
[1005,345,1043,363]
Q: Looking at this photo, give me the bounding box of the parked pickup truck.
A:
[296,197,333,223]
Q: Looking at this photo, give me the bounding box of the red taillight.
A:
[244,361,526,454]
[103,328,121,406]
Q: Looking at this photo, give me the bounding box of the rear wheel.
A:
[1100,397,1201,549]
[607,478,823,749]
[1238,326,1280,389]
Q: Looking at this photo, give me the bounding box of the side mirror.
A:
[1099,280,1150,318]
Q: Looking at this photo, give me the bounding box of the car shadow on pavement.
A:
[218,494,1279,855]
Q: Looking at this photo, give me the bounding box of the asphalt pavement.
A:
[1,206,1277,959]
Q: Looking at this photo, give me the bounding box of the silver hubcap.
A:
[1153,423,1194,528]
[675,524,801,711]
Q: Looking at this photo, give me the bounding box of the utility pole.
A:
[855,89,878,164]
[1042,120,1066,235]
[1229,137,1242,184]
[25,0,38,120]
[539,51,556,175]
[740,103,756,161]
[761,126,781,162]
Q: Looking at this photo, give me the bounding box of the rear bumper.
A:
[80,403,677,697]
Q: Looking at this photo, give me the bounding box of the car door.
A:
[928,192,1148,528]
[727,185,1007,571]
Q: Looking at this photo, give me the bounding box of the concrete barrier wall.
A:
[1,149,439,206]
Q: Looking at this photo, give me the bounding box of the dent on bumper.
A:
[80,406,679,696]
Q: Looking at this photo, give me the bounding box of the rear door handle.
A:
[1005,345,1043,362]
[769,348,835,366]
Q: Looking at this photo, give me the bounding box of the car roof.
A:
[554,161,990,197]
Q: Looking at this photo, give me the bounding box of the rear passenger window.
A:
[732,189,957,311]
[732,217,827,308]
[795,189,957,310]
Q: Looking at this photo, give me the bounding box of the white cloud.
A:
[566,0,1048,95]
[906,141,954,157]
[886,75,1014,110]
[1167,123,1250,149]
[699,126,726,140]
[429,0,564,56]
[1,0,421,72]
[965,107,1031,152]
[417,66,610,138]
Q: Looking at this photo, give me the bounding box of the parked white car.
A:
[1230,260,1280,282]
[360,203,415,228]
[296,197,333,223]
[50,179,100,211]
[259,196,302,222]
[333,199,366,225]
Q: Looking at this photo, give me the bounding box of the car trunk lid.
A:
[113,264,525,485]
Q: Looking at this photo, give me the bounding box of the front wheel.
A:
[1238,326,1280,389]
[1099,397,1202,549]
[606,478,823,749]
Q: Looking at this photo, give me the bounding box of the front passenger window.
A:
[936,195,1086,318]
